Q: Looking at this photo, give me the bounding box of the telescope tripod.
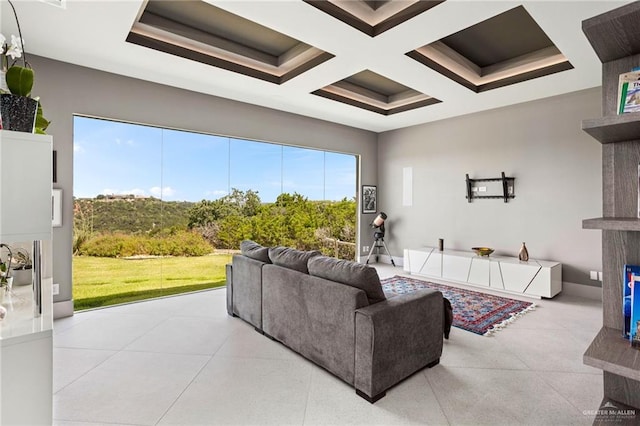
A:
[365,235,396,266]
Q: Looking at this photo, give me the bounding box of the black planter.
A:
[0,93,38,133]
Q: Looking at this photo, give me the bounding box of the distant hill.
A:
[74,197,195,234]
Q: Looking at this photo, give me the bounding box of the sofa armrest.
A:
[231,254,266,330]
[354,289,443,401]
[225,263,233,316]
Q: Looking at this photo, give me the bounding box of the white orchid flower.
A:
[0,34,6,51]
[5,35,23,59]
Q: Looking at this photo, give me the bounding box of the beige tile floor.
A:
[53,265,603,425]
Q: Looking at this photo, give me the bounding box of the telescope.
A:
[370,212,387,239]
[366,212,396,266]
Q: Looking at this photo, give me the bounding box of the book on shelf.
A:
[623,264,639,338]
[631,275,640,348]
[618,70,640,114]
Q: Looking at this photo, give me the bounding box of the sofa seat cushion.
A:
[268,246,321,274]
[307,256,386,304]
[240,240,271,264]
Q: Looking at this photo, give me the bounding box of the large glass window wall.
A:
[72,116,357,309]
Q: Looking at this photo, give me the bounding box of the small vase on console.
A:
[518,242,529,262]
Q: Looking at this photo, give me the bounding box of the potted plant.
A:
[0,243,13,292]
[11,246,32,286]
[0,260,12,291]
[0,0,49,134]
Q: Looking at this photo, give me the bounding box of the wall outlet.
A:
[362,246,370,253]
[52,283,59,295]
[590,271,598,280]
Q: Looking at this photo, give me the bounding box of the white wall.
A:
[377,88,603,287]
[28,55,377,316]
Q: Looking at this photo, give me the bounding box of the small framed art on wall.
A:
[362,185,377,214]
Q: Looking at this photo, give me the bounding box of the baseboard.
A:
[562,281,602,301]
[358,254,404,267]
[53,299,74,319]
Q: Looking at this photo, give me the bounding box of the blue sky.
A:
[73,116,357,203]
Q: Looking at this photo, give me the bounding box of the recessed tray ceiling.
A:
[8,0,619,131]
[127,0,333,84]
[313,70,440,115]
[304,0,445,37]
[406,6,574,92]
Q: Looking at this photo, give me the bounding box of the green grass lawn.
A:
[72,254,232,311]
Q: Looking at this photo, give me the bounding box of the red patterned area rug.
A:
[381,275,536,336]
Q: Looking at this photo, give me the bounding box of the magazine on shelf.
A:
[631,276,640,348]
[623,264,640,338]
[618,70,640,114]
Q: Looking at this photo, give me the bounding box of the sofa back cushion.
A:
[268,246,321,274]
[307,256,386,304]
[240,240,271,264]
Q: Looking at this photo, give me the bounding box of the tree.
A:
[187,200,223,228]
[73,199,94,254]
[227,188,261,217]
[188,190,356,258]
[187,188,262,228]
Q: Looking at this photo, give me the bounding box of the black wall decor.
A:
[53,150,57,183]
[465,172,515,203]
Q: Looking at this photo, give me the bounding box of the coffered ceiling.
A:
[0,0,630,132]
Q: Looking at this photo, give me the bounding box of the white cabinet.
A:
[442,253,470,283]
[0,130,52,241]
[1,277,53,425]
[467,256,490,287]
[404,247,562,298]
[0,130,53,425]
[1,335,53,425]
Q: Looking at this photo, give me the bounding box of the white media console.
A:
[403,247,562,299]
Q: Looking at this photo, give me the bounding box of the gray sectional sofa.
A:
[226,241,444,403]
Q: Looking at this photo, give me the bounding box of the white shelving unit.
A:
[0,130,53,425]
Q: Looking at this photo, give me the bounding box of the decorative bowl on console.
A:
[471,247,494,257]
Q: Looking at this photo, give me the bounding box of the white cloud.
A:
[267,180,283,188]
[73,143,84,153]
[114,138,134,146]
[205,190,228,198]
[150,186,176,197]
